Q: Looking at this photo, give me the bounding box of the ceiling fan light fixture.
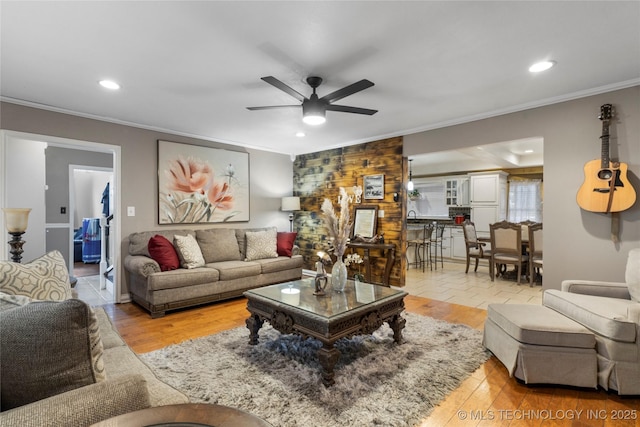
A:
[302,103,326,125]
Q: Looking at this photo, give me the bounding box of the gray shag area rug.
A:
[141,312,490,427]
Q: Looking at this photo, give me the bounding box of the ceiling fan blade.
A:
[260,76,307,102]
[246,105,301,111]
[320,79,374,103]
[326,104,378,115]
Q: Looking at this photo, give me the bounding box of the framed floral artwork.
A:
[158,140,250,224]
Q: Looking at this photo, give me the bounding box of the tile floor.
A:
[403,259,543,309]
[74,258,542,310]
[73,275,114,307]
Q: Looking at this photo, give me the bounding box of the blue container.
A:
[82,218,101,264]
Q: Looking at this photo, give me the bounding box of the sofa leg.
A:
[151,311,166,319]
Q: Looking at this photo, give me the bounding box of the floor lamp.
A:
[281,197,300,232]
[2,208,31,263]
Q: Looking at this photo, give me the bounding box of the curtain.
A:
[508,180,542,222]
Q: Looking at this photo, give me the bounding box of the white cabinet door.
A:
[451,228,466,259]
[470,174,499,204]
[471,205,498,233]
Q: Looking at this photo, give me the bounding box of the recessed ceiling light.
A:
[295,132,306,137]
[529,60,556,73]
[99,80,120,90]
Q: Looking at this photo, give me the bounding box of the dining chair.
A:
[462,220,491,273]
[429,223,446,270]
[489,221,529,285]
[528,222,543,286]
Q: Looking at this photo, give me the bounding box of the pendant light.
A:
[407,159,414,191]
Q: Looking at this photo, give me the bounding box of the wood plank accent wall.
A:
[292,137,407,287]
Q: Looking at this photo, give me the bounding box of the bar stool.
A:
[429,223,446,270]
[406,224,432,271]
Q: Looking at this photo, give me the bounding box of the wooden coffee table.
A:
[244,278,407,386]
[90,403,272,426]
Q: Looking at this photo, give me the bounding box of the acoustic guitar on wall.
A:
[577,104,636,213]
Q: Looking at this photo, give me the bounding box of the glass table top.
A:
[245,278,406,319]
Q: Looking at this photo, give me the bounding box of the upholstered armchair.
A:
[543,248,640,394]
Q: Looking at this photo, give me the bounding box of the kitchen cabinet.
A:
[469,172,508,233]
[450,227,466,260]
[445,177,470,206]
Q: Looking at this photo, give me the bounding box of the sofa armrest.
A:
[0,374,150,427]
[561,279,631,300]
[124,255,161,278]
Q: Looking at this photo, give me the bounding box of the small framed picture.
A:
[352,205,378,238]
[363,174,384,200]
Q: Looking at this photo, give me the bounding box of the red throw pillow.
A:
[148,235,180,271]
[276,232,297,257]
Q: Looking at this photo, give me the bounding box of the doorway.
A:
[70,166,114,304]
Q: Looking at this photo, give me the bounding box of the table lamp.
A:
[281,196,300,232]
[3,208,31,263]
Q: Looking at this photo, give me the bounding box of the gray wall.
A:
[1,102,294,300]
[405,86,640,288]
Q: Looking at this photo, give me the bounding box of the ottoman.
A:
[483,304,598,388]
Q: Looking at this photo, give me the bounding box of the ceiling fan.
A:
[247,76,377,125]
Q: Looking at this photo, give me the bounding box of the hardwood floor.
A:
[105,296,639,427]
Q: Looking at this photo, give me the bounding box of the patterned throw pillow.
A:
[245,229,278,261]
[173,234,205,269]
[0,250,72,301]
[0,299,106,409]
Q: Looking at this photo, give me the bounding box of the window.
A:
[508,180,542,222]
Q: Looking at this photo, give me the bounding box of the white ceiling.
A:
[1,1,639,159]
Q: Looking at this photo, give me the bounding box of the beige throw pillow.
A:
[0,250,71,301]
[245,229,278,261]
[173,234,205,269]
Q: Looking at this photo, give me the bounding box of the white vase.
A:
[331,258,348,293]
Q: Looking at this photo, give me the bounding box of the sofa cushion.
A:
[0,374,151,427]
[173,234,206,269]
[252,255,304,274]
[245,228,278,261]
[0,299,106,410]
[544,289,637,343]
[206,260,262,281]
[148,235,180,271]
[0,250,71,301]
[277,232,297,257]
[487,303,595,349]
[626,248,640,302]
[196,229,241,262]
[0,291,32,312]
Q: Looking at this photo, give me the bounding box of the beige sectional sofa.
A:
[0,250,188,426]
[124,227,303,317]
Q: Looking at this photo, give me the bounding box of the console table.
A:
[346,242,395,286]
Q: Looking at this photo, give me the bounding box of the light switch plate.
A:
[127,206,135,216]
[378,210,384,218]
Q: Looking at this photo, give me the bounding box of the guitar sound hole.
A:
[598,169,612,180]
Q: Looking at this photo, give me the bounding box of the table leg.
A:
[388,313,406,344]
[317,344,341,387]
[246,314,263,345]
[362,248,372,283]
